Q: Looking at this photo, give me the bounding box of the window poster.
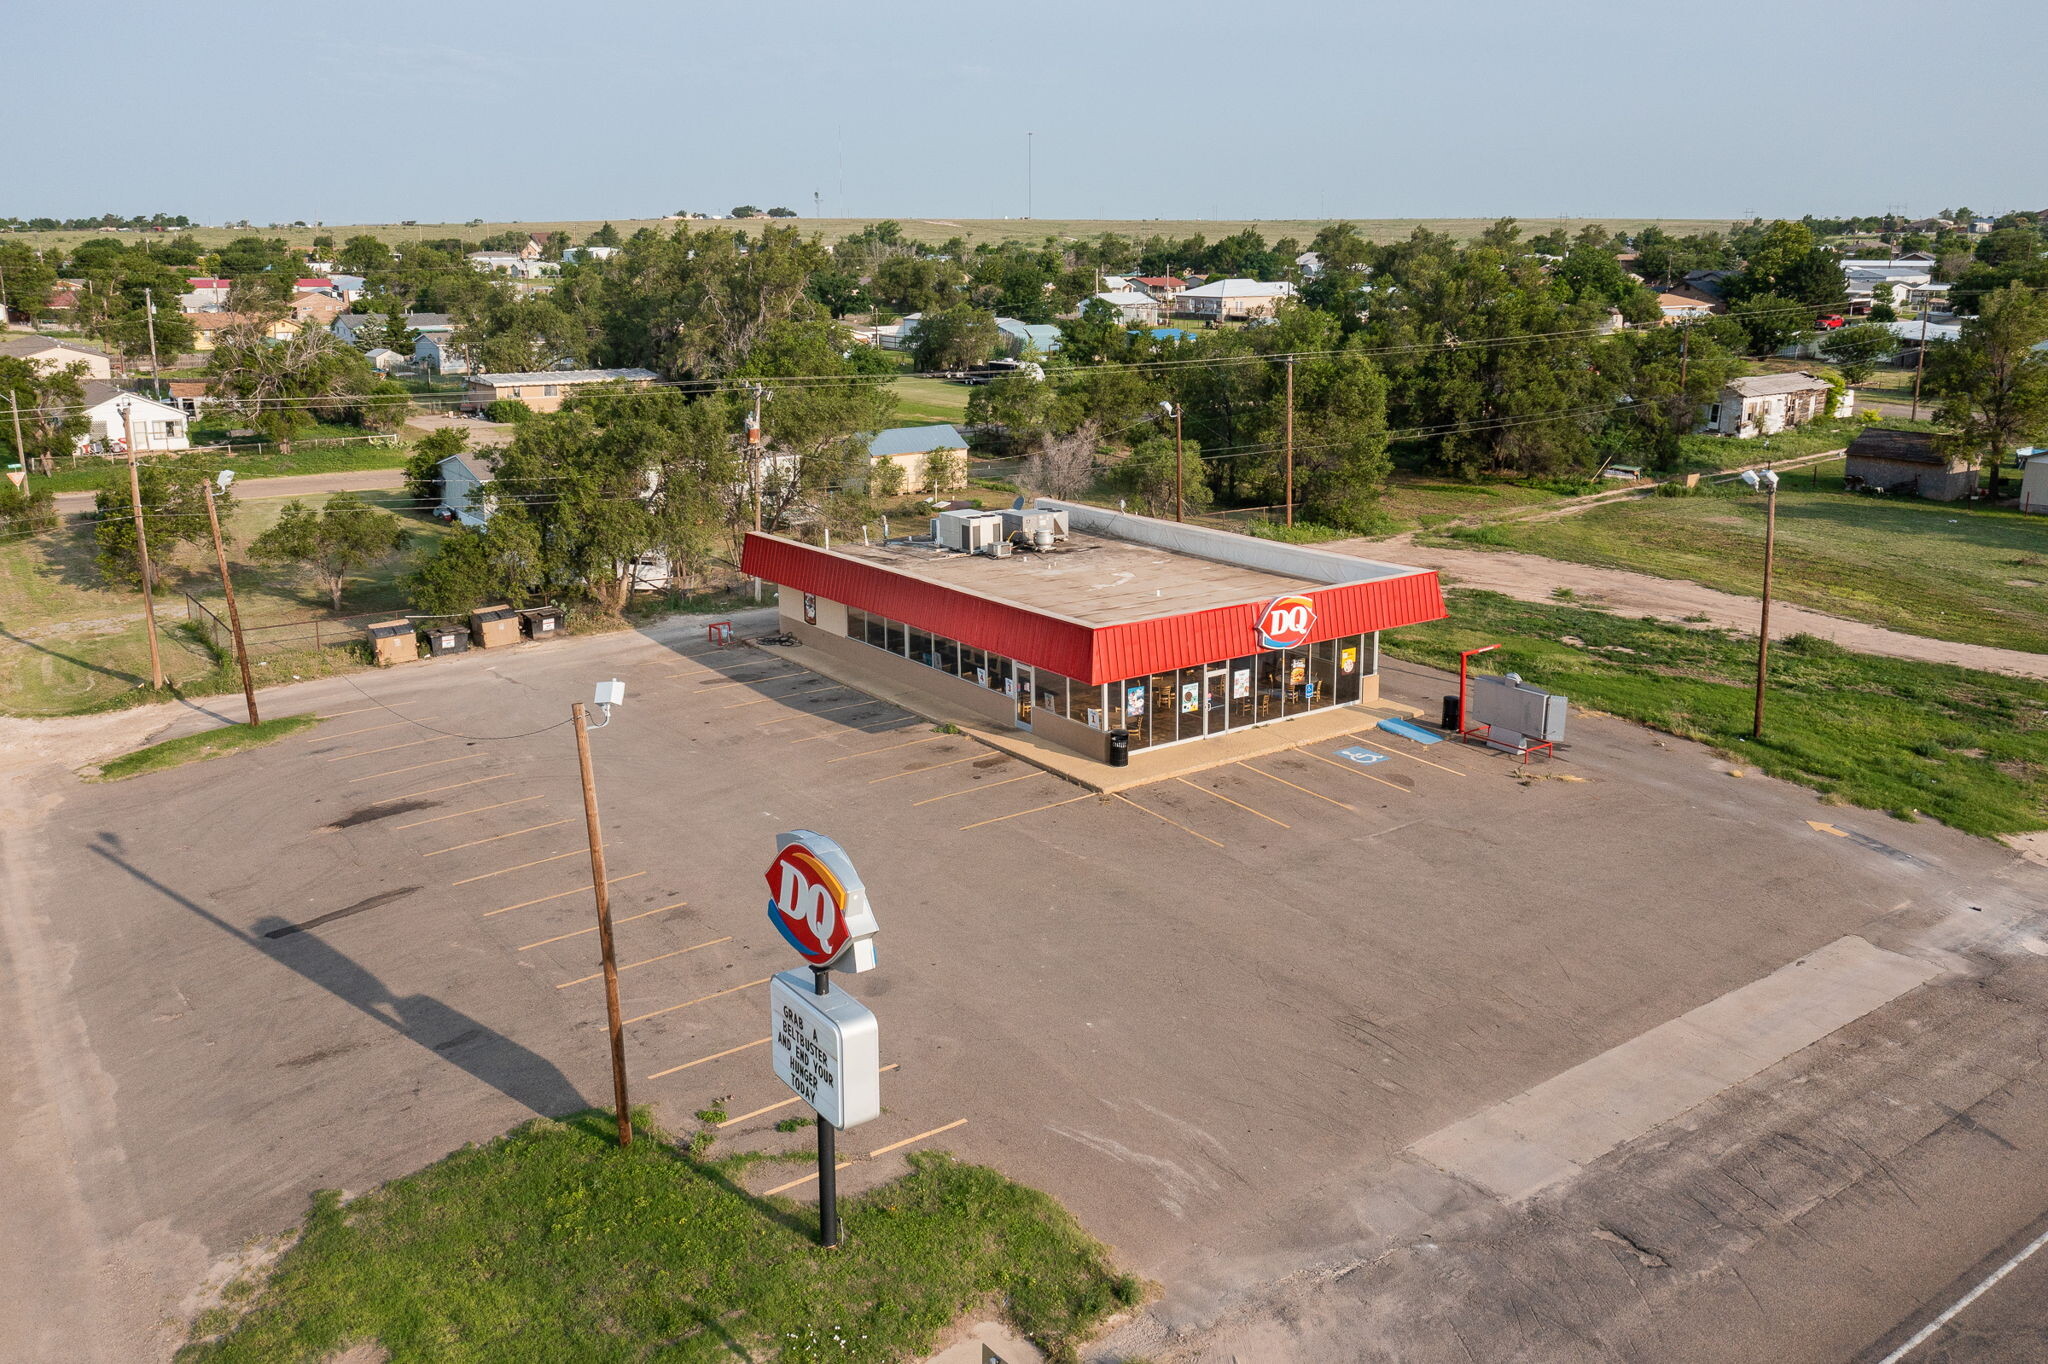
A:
[1003,676,1018,698]
[1340,646,1357,675]
[802,593,817,625]
[1125,685,1146,716]
[1180,681,1201,714]
[1231,668,1251,699]
[1086,707,1104,729]
[1289,659,1307,687]
[976,667,989,688]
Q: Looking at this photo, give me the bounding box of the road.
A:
[52,467,405,515]
[1331,539,2048,681]
[3,616,2045,1362]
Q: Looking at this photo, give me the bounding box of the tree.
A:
[730,206,762,219]
[1926,282,2048,497]
[587,223,622,247]
[367,294,420,354]
[93,463,226,589]
[909,304,998,372]
[336,234,393,277]
[0,357,88,475]
[250,492,407,610]
[1109,435,1208,517]
[209,322,404,448]
[1727,291,1810,355]
[871,256,966,314]
[1021,421,1099,497]
[766,207,797,218]
[1818,323,1897,386]
[406,516,544,615]
[0,241,59,317]
[0,479,57,535]
[868,454,906,496]
[919,446,965,494]
[406,426,471,502]
[1869,280,1898,323]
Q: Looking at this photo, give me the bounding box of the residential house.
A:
[995,318,1062,358]
[364,347,407,372]
[290,292,350,328]
[1099,275,1134,292]
[1844,428,1977,500]
[878,313,922,351]
[1654,286,1722,323]
[1087,290,1163,326]
[1701,371,1840,438]
[0,335,112,380]
[165,379,213,417]
[1970,217,1996,234]
[1175,278,1297,321]
[332,311,452,347]
[435,450,496,526]
[293,277,336,294]
[461,367,659,414]
[188,312,302,352]
[466,251,558,279]
[77,381,189,454]
[561,246,619,263]
[1129,276,1188,303]
[864,424,970,494]
[326,274,367,302]
[1682,269,1737,300]
[180,278,233,312]
[413,332,474,375]
[1295,251,1322,276]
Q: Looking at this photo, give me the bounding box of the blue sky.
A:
[15,0,2042,225]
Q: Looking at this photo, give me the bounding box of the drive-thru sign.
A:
[770,971,881,1130]
[764,829,882,1248]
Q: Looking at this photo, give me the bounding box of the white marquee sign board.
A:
[769,969,882,1130]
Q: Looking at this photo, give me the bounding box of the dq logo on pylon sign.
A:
[765,830,880,972]
[1256,593,1318,650]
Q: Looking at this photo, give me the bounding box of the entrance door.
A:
[1013,663,1033,730]
[1204,666,1229,735]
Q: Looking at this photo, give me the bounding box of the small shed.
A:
[1843,429,1978,501]
[471,604,521,648]
[520,605,564,639]
[423,621,471,656]
[365,619,419,667]
[2020,453,2048,514]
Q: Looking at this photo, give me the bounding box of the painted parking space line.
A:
[866,752,989,784]
[556,935,732,987]
[1236,761,1356,812]
[424,818,575,857]
[308,716,438,742]
[454,849,583,885]
[718,1064,902,1128]
[760,1119,970,1197]
[622,976,772,1027]
[395,794,544,830]
[721,680,836,707]
[314,705,382,720]
[1174,776,1289,828]
[1114,792,1226,848]
[959,792,1092,831]
[517,899,687,950]
[790,718,915,745]
[913,771,1044,807]
[483,872,646,917]
[826,735,946,763]
[648,1037,769,1080]
[1294,746,1412,793]
[392,773,513,801]
[349,754,478,782]
[1342,731,1467,776]
[758,698,884,726]
[326,735,453,762]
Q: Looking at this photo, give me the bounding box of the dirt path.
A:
[53,468,405,515]
[1334,539,2048,681]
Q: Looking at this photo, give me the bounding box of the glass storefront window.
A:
[960,645,982,683]
[935,636,960,675]
[1255,652,1284,722]
[1033,670,1070,720]
[883,618,906,655]
[1227,655,1254,727]
[1334,635,1364,705]
[1310,640,1337,711]
[908,626,934,666]
[1176,666,1205,742]
[865,611,886,649]
[1120,678,1150,748]
[846,607,867,641]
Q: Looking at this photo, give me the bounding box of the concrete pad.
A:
[1409,935,1943,1201]
[753,638,1421,793]
[916,1321,1046,1364]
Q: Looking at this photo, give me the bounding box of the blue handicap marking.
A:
[1334,745,1390,766]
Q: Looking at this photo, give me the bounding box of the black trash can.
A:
[1441,694,1461,731]
[1107,729,1130,768]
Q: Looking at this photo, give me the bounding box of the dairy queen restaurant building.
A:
[739,500,1447,765]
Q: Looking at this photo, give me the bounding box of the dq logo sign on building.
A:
[765,830,879,972]
[1256,593,1318,650]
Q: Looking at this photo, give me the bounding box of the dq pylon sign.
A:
[765,829,879,973]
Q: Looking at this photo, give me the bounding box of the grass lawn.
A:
[33,442,409,495]
[1433,465,2048,654]
[92,713,319,781]
[888,376,970,428]
[1668,416,1870,475]
[179,1110,1137,1364]
[0,492,451,716]
[1390,590,2048,837]
[1377,472,1573,533]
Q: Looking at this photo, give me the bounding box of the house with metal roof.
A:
[461,368,659,414]
[435,450,497,527]
[994,318,1062,358]
[1701,371,1842,438]
[1087,290,1164,325]
[1844,428,1978,500]
[0,335,111,380]
[1176,278,1297,320]
[866,424,969,494]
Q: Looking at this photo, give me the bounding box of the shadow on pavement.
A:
[89,830,586,1118]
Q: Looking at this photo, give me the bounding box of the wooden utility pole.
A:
[121,404,165,690]
[143,286,163,400]
[200,479,259,725]
[1752,484,1777,741]
[6,391,26,482]
[1283,355,1296,527]
[572,701,632,1147]
[1171,403,1185,522]
[1909,309,1930,421]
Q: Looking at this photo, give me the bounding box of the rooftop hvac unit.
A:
[999,508,1068,543]
[931,510,1003,553]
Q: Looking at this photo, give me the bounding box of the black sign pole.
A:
[812,963,840,1248]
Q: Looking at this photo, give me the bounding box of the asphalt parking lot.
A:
[5,622,2047,1363]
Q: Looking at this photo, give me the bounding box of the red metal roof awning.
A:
[742,534,1445,685]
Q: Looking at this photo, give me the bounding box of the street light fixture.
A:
[1738,469,1780,740]
[1158,401,1184,522]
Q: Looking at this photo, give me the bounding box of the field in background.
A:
[6,216,1743,254]
[887,375,970,427]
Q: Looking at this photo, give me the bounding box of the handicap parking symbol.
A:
[1334,745,1390,766]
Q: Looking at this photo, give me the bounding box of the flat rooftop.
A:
[828,530,1335,626]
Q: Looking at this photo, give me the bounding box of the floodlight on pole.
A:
[1159,402,1185,522]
